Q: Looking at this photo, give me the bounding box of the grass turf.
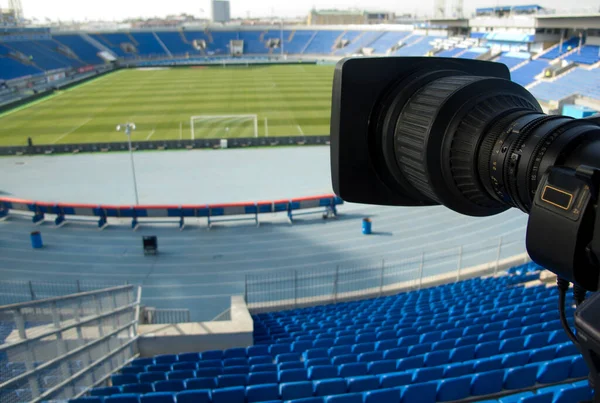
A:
[0,65,334,146]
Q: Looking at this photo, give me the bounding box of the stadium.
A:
[0,0,599,402]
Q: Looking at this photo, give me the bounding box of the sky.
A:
[3,0,599,21]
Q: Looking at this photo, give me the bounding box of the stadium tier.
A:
[539,38,580,61]
[130,32,167,56]
[65,265,590,403]
[509,60,549,87]
[303,31,345,54]
[53,34,106,65]
[391,36,435,57]
[565,45,600,65]
[530,67,600,101]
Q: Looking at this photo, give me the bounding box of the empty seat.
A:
[122,366,147,375]
[554,385,593,403]
[293,341,314,353]
[332,354,357,366]
[306,358,331,368]
[397,355,424,370]
[279,368,309,382]
[470,369,504,396]
[500,337,526,353]
[197,360,223,368]
[105,394,141,403]
[185,377,217,389]
[276,353,301,364]
[112,375,138,386]
[367,360,396,375]
[195,367,223,377]
[91,386,122,396]
[167,370,195,380]
[247,345,270,357]
[69,398,103,403]
[218,374,247,387]
[325,393,363,403]
[313,378,347,396]
[476,341,501,358]
[304,348,329,360]
[172,362,197,371]
[329,346,352,357]
[248,371,278,385]
[504,365,538,389]
[529,346,558,363]
[140,392,176,403]
[443,362,473,378]
[122,383,154,394]
[246,383,279,403]
[139,372,167,383]
[177,353,200,363]
[570,355,589,378]
[309,365,339,380]
[155,355,178,364]
[524,333,549,349]
[424,350,450,367]
[437,375,472,401]
[379,372,412,388]
[200,350,223,360]
[223,365,250,375]
[537,358,570,384]
[375,340,398,351]
[280,381,314,400]
[146,365,172,373]
[224,347,247,359]
[176,390,211,403]
[363,388,401,403]
[412,367,444,383]
[555,343,579,358]
[252,364,277,373]
[401,380,438,403]
[132,358,154,367]
[346,375,379,393]
[224,358,248,367]
[249,356,273,366]
[338,362,368,378]
[358,352,383,363]
[153,380,185,392]
[449,345,475,363]
[212,386,245,403]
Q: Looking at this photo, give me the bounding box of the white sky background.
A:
[3,0,599,21]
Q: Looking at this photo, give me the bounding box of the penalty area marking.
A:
[296,125,304,135]
[52,117,92,144]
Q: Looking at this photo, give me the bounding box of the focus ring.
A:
[449,95,536,208]
[394,75,481,204]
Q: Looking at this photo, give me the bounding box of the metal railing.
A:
[140,307,191,324]
[245,235,528,313]
[0,285,140,403]
[0,280,127,306]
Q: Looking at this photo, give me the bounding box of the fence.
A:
[0,280,127,306]
[0,285,140,403]
[140,308,191,325]
[245,235,529,313]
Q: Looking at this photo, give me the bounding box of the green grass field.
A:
[0,65,335,146]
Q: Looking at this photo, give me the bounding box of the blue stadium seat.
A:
[247,345,270,357]
[288,398,325,403]
[105,394,141,403]
[554,385,593,403]
[281,362,305,370]
[248,371,278,385]
[504,365,538,389]
[175,390,211,403]
[498,392,535,403]
[443,362,474,378]
[246,383,279,402]
[313,378,347,396]
[569,355,589,378]
[140,392,175,403]
[293,341,314,353]
[195,367,223,377]
[470,369,504,395]
[224,347,247,359]
[346,375,379,393]
[280,381,313,400]
[424,350,450,367]
[332,355,356,366]
[92,387,122,396]
[172,362,197,371]
[276,353,301,364]
[304,349,329,360]
[309,365,339,380]
[153,380,185,392]
[223,365,250,375]
[324,392,363,403]
[338,363,367,377]
[397,355,424,370]
[112,375,138,386]
[132,358,154,367]
[212,386,246,403]
[449,345,475,363]
[412,367,444,383]
[200,350,223,360]
[252,364,277,373]
[69,398,104,403]
[185,377,218,389]
[367,360,396,375]
[217,374,247,387]
[537,358,571,383]
[362,388,401,403]
[167,370,195,380]
[177,353,200,363]
[155,355,178,364]
[139,372,167,383]
[122,366,147,375]
[376,340,398,352]
[401,380,438,403]
[437,376,472,401]
[270,344,292,355]
[146,365,171,373]
[279,368,308,382]
[121,383,154,394]
[197,360,223,368]
[383,347,407,360]
[249,356,273,366]
[224,358,248,367]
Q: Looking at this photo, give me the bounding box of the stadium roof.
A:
[476,4,543,13]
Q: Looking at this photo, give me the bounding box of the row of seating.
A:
[72,354,587,403]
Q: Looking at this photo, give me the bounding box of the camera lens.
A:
[378,72,600,216]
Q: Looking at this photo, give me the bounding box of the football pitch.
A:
[0,65,334,146]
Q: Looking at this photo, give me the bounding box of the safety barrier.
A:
[0,194,343,230]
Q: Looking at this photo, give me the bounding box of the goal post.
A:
[190,114,259,139]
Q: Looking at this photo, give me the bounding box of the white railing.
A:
[0,285,141,403]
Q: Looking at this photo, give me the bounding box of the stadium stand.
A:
[539,38,580,60]
[2,40,81,70]
[436,47,463,58]
[529,67,600,101]
[67,264,590,403]
[368,31,411,54]
[334,31,383,55]
[303,31,344,54]
[154,32,193,55]
[54,34,106,65]
[510,59,549,86]
[284,30,316,54]
[130,32,167,56]
[392,35,435,56]
[204,31,239,55]
[494,52,530,69]
[91,33,132,57]
[0,55,42,79]
[565,45,600,65]
[456,47,488,60]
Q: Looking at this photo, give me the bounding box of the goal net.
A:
[190,114,259,139]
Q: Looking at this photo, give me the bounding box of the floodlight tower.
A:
[434,0,446,18]
[8,0,24,21]
[116,123,140,205]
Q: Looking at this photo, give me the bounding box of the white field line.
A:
[296,124,304,135]
[146,129,156,140]
[52,117,93,144]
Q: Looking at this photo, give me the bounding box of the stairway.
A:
[80,32,115,58]
[153,32,173,57]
